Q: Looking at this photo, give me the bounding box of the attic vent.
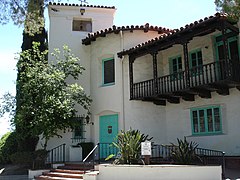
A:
[72,19,92,32]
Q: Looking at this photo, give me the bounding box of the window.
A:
[190,49,203,75]
[216,35,239,61]
[72,19,92,32]
[191,106,222,135]
[169,56,182,80]
[102,58,115,86]
[72,117,85,141]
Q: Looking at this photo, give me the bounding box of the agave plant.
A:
[171,137,200,165]
[112,128,152,165]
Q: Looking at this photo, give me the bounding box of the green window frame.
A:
[102,58,115,86]
[190,49,203,76]
[215,35,239,61]
[191,106,222,136]
[169,55,183,80]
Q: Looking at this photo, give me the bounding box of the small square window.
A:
[72,19,92,32]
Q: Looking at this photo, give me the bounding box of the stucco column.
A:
[129,55,135,100]
[182,42,190,88]
[152,52,158,95]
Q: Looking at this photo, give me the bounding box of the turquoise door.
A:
[99,114,118,159]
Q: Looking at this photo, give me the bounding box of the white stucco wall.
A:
[89,30,164,145]
[96,164,222,180]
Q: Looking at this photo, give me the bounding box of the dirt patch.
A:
[0,164,29,175]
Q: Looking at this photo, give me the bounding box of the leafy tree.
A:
[14,42,91,149]
[215,0,240,21]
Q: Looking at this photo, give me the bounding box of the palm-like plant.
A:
[112,128,152,165]
[171,137,200,165]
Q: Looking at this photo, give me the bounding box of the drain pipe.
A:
[120,30,126,131]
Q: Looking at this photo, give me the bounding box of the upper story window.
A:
[191,106,222,136]
[72,19,92,32]
[102,58,115,86]
[215,35,239,61]
[190,49,203,75]
[169,55,182,80]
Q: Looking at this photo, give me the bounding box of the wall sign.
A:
[108,126,112,134]
[141,140,151,156]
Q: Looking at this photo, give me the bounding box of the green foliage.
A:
[10,149,48,169]
[113,128,152,165]
[0,132,18,164]
[215,0,240,21]
[14,42,91,149]
[10,151,34,166]
[171,137,200,165]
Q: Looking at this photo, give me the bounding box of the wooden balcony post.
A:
[221,20,230,61]
[182,42,190,87]
[221,20,230,79]
[129,55,135,100]
[152,51,158,95]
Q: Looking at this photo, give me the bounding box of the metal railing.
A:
[46,143,66,164]
[151,144,225,177]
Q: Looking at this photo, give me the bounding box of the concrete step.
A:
[36,176,82,180]
[58,163,94,171]
[35,169,84,180]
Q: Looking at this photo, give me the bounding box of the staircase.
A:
[35,163,94,180]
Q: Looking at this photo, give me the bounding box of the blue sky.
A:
[0,0,217,137]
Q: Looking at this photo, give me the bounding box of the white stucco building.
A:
[40,2,240,166]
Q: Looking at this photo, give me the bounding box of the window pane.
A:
[214,108,221,131]
[199,110,205,132]
[229,40,239,61]
[104,59,115,84]
[172,58,176,66]
[197,51,203,65]
[178,57,182,70]
[207,109,213,132]
[191,53,196,61]
[192,111,199,133]
[74,126,82,137]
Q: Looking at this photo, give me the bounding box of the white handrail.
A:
[83,144,98,162]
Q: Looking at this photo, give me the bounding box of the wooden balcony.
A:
[132,59,240,105]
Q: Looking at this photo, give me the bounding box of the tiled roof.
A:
[82,24,173,45]
[118,13,234,58]
[49,2,115,9]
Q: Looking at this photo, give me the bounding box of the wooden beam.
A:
[190,88,211,98]
[167,97,180,104]
[157,94,180,104]
[153,100,166,106]
[182,94,195,101]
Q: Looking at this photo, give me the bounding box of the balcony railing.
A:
[132,59,240,100]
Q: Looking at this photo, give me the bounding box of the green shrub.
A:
[171,137,200,165]
[0,132,18,164]
[10,151,34,166]
[112,128,152,165]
